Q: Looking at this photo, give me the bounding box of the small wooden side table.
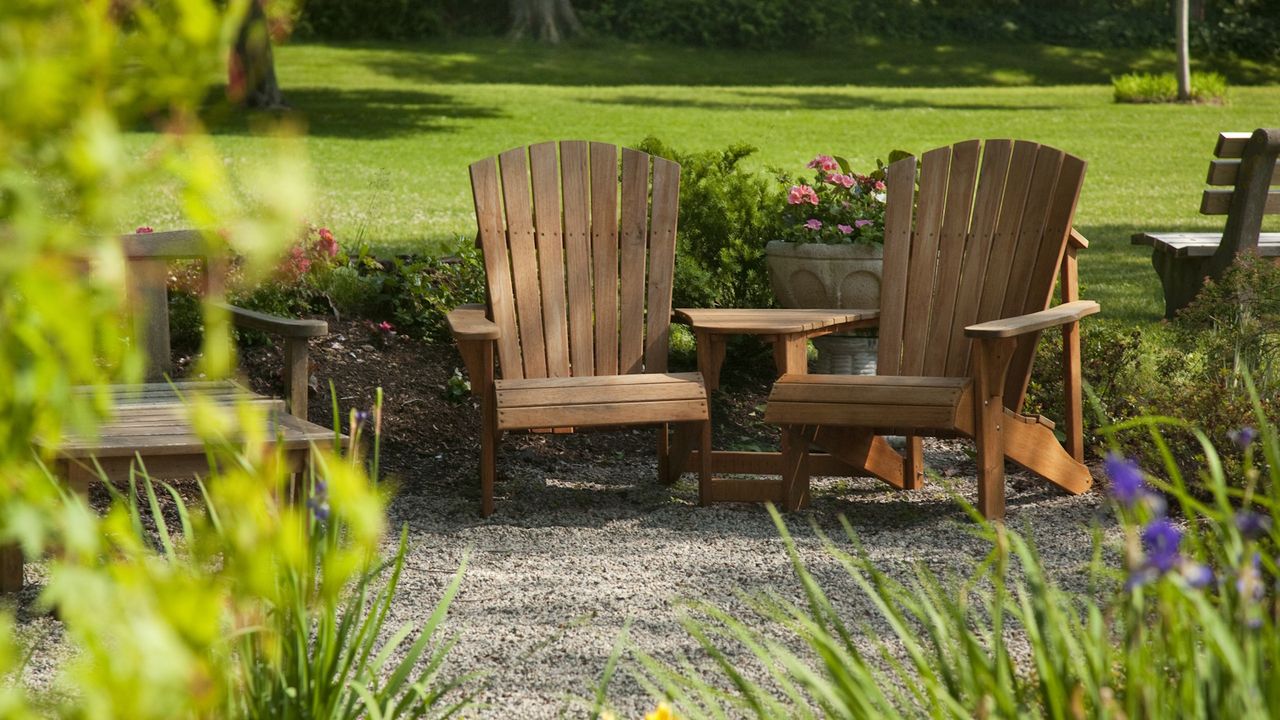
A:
[673,308,878,505]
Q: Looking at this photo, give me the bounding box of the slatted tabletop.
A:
[1132,231,1280,258]
[673,308,879,335]
[44,380,334,458]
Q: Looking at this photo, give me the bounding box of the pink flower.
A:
[316,227,339,258]
[837,224,854,235]
[873,180,886,191]
[378,321,394,332]
[135,226,154,234]
[827,173,855,188]
[804,219,823,230]
[285,245,311,277]
[787,184,819,206]
[806,155,839,173]
[854,219,874,229]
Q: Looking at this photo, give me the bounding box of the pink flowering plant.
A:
[777,154,891,245]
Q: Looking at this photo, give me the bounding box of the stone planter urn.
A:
[764,240,883,375]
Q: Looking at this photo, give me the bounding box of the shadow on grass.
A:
[345,37,1280,88]
[579,91,1064,112]
[201,86,505,139]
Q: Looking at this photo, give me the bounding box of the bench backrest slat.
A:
[1201,189,1280,215]
[1206,159,1280,186]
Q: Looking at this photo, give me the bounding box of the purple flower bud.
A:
[1141,519,1183,574]
[1235,511,1272,541]
[307,496,331,523]
[354,410,371,425]
[1237,553,1265,602]
[1105,452,1146,506]
[1228,426,1257,449]
[1180,562,1214,588]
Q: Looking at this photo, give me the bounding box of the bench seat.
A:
[1133,232,1280,258]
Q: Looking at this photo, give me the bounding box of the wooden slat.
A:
[947,139,1013,376]
[471,157,524,379]
[999,146,1063,322]
[498,398,707,431]
[497,378,704,408]
[496,371,699,390]
[924,139,981,376]
[590,142,620,375]
[899,145,952,376]
[618,148,650,374]
[1206,159,1280,186]
[529,142,571,377]
[768,377,969,407]
[499,147,548,379]
[1215,131,1253,159]
[560,141,594,377]
[128,259,171,381]
[877,155,918,375]
[1014,151,1085,407]
[1200,189,1280,215]
[763,400,962,430]
[1134,232,1280,257]
[975,141,1039,328]
[644,156,681,373]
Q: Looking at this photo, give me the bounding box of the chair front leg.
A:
[974,337,1017,521]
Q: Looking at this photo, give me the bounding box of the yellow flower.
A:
[645,702,677,720]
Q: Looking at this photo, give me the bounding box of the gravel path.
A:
[12,433,1114,717]
[385,434,1113,718]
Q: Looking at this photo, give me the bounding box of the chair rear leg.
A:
[657,423,672,485]
[698,419,712,506]
[480,386,498,518]
[904,435,925,490]
[0,545,21,593]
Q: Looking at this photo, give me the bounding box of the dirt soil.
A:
[238,319,790,504]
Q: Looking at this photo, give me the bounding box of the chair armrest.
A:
[964,300,1099,339]
[448,304,500,341]
[1069,227,1089,249]
[221,303,329,338]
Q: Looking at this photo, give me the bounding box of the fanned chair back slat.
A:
[590,142,620,376]
[922,139,981,377]
[945,139,1013,376]
[560,141,595,377]
[529,142,571,378]
[644,157,681,373]
[469,159,523,379]
[878,139,1086,411]
[497,147,547,379]
[618,148,651,375]
[469,142,680,381]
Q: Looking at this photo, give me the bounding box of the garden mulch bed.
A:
[17,322,1114,717]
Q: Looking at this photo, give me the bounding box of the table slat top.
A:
[674,308,879,334]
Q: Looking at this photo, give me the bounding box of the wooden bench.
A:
[1,230,336,592]
[1132,129,1280,318]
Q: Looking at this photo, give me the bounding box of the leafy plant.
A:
[1113,71,1228,104]
[636,138,778,309]
[625,382,1280,717]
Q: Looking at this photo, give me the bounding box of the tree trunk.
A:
[509,0,582,44]
[229,0,287,109]
[1175,0,1192,101]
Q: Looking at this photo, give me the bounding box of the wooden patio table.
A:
[673,307,879,505]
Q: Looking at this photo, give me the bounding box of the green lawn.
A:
[122,39,1280,325]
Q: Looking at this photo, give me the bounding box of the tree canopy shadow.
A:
[578,91,1064,112]
[199,86,505,139]
[345,38,1280,88]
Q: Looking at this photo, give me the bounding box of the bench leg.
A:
[1151,251,1209,320]
[0,544,22,593]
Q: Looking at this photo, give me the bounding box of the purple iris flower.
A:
[1105,452,1146,506]
[1141,519,1183,574]
[1236,511,1272,541]
[1228,426,1257,449]
[1181,562,1214,589]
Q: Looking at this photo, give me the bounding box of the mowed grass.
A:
[121,39,1280,324]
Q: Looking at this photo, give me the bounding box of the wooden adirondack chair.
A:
[448,141,711,517]
[764,139,1099,519]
